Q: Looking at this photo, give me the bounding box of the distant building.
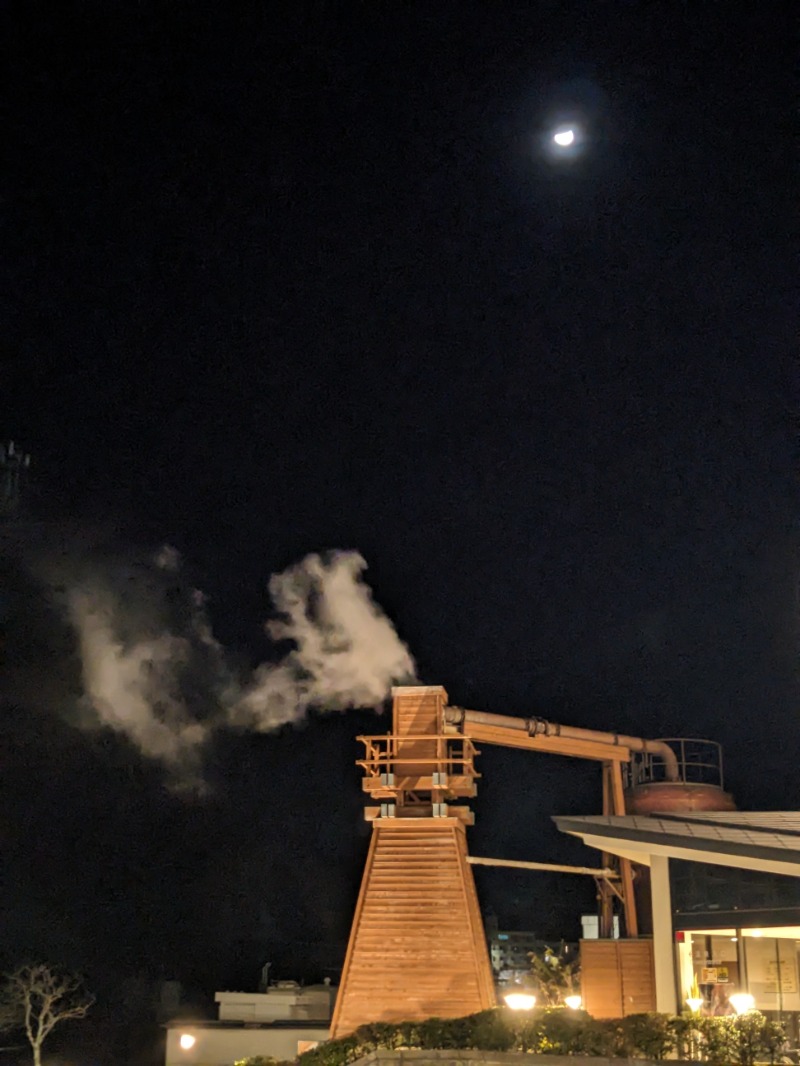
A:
[581,914,620,940]
[486,919,578,988]
[165,979,336,1066]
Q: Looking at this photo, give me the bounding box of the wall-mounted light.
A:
[686,997,704,1014]
[179,1033,197,1050]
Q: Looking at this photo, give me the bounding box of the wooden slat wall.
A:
[580,939,656,1018]
[393,686,446,775]
[618,940,657,1014]
[330,818,496,1039]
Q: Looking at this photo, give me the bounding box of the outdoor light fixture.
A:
[179,1033,197,1050]
[564,995,582,1010]
[504,992,537,1011]
[729,993,756,1015]
[750,929,763,937]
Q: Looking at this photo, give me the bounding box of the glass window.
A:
[669,858,800,927]
[676,927,800,1017]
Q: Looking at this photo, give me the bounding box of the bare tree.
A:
[0,963,94,1066]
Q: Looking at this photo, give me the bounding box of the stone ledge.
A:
[356,1052,694,1066]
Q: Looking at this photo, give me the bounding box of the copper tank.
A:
[624,738,736,813]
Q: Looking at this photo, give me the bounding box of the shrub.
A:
[669,1012,704,1061]
[293,1004,786,1066]
[297,1032,361,1066]
[351,1022,404,1053]
[620,1012,677,1060]
[416,1016,470,1049]
[468,1008,516,1051]
[528,945,581,1008]
[518,1006,593,1055]
[719,1012,787,1066]
[234,1058,294,1066]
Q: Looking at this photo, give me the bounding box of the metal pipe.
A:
[444,706,680,782]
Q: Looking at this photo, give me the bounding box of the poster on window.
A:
[766,959,798,994]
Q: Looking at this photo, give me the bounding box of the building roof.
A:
[553,811,800,876]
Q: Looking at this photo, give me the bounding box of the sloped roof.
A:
[553,811,800,870]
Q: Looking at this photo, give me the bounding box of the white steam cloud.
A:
[68,589,207,765]
[236,552,416,728]
[65,550,415,780]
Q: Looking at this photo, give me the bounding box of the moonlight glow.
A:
[553,128,575,147]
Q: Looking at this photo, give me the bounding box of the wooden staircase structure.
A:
[330,686,495,1039]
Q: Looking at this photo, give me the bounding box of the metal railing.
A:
[356,734,479,778]
[625,738,725,789]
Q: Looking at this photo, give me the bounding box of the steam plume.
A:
[68,588,208,765]
[63,549,415,779]
[234,552,417,727]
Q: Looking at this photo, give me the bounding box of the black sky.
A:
[1,0,797,1058]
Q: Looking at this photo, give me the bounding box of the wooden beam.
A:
[468,855,618,878]
[464,722,631,763]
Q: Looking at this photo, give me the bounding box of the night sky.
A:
[2,1,797,1061]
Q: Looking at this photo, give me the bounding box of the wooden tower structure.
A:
[329,686,496,1039]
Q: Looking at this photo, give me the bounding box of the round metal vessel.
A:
[625,781,736,814]
[624,738,736,813]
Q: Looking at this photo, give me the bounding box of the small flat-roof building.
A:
[165,982,335,1066]
[554,809,800,1039]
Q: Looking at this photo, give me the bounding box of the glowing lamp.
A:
[686,997,704,1013]
[729,993,756,1015]
[504,992,537,1011]
[564,995,582,1010]
[179,1033,197,1050]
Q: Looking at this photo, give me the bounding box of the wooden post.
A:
[599,763,615,938]
[610,760,638,938]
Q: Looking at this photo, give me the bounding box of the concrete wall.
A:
[216,987,334,1022]
[165,1024,326,1066]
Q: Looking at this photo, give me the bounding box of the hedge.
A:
[235,1007,786,1066]
[270,1007,784,1066]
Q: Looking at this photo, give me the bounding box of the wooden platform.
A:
[330,818,496,1038]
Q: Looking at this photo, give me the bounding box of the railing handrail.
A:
[626,737,725,790]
